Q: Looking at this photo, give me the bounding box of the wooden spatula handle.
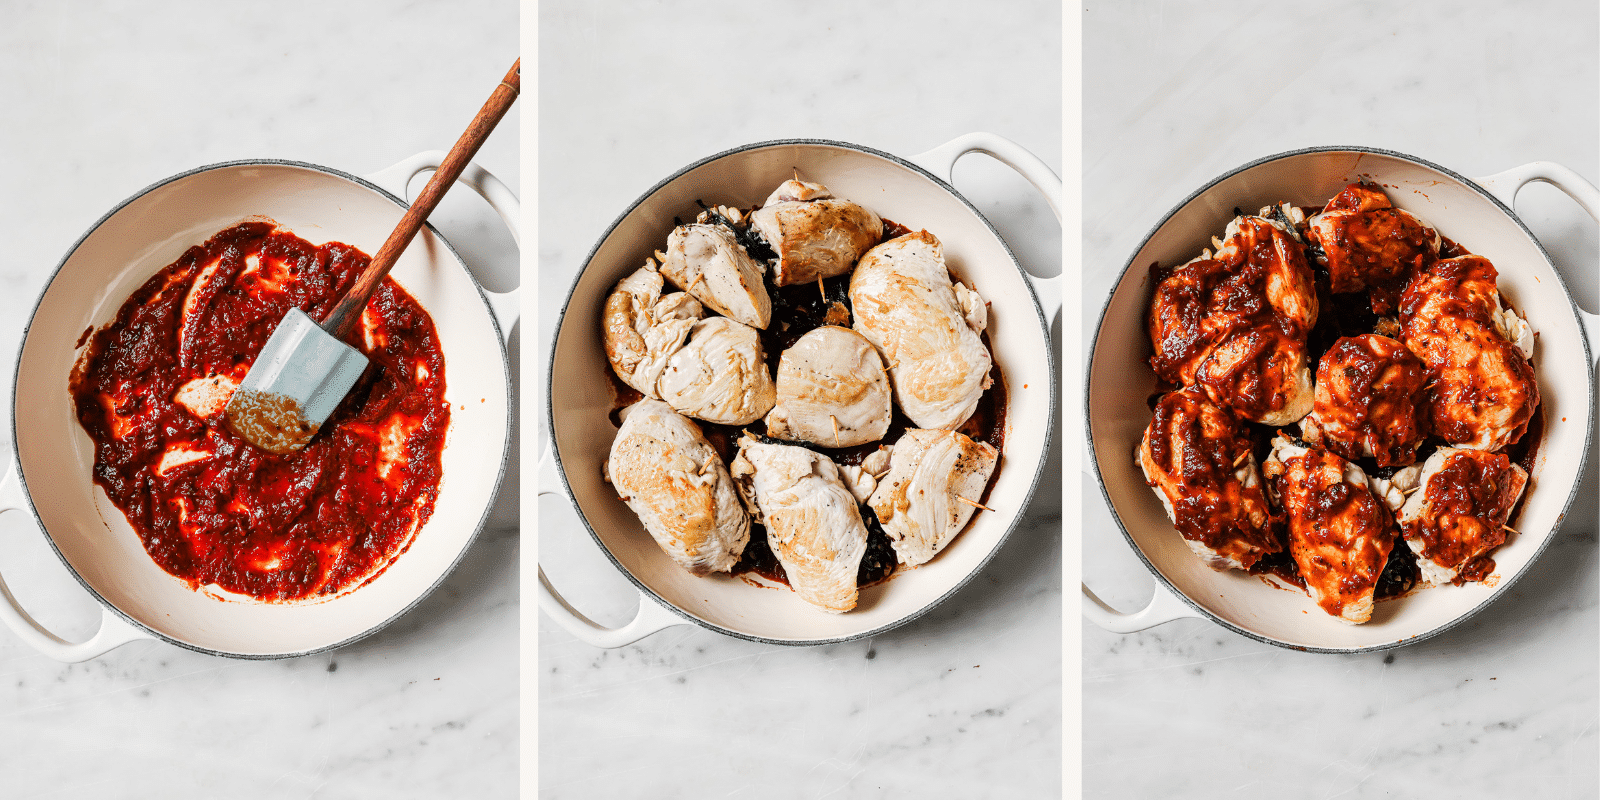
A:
[321,58,521,338]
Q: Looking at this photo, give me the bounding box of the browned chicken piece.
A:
[601,263,703,397]
[606,400,750,576]
[1138,388,1280,571]
[1398,447,1527,585]
[1306,182,1441,314]
[868,428,998,567]
[656,316,777,426]
[1300,334,1429,467]
[749,180,884,287]
[1147,215,1319,425]
[1398,255,1539,451]
[730,435,869,613]
[765,325,891,447]
[660,221,772,330]
[851,231,992,430]
[1263,438,1396,624]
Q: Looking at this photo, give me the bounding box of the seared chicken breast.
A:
[1263,438,1397,624]
[750,180,883,287]
[765,325,892,448]
[1300,334,1429,467]
[1398,447,1527,585]
[606,400,749,576]
[1147,214,1319,425]
[1138,388,1280,571]
[657,316,777,426]
[660,222,772,329]
[868,428,998,567]
[850,230,992,430]
[1307,182,1441,313]
[602,263,704,397]
[730,436,869,613]
[1399,255,1538,451]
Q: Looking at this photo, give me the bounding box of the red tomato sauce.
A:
[69,221,448,601]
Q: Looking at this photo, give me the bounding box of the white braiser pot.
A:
[0,154,518,661]
[1084,147,1598,653]
[541,134,1061,647]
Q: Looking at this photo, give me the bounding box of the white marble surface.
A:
[536,2,1061,797]
[0,3,519,797]
[1083,3,1598,798]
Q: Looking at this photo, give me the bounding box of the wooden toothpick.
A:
[953,492,992,512]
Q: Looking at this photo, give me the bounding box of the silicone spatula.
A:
[225,59,519,454]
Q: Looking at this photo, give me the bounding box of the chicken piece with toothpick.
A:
[656,316,776,426]
[749,179,883,287]
[1299,334,1429,467]
[731,435,869,613]
[1138,387,1280,571]
[1305,182,1442,314]
[765,326,892,448]
[660,215,772,329]
[1148,211,1319,426]
[850,230,992,430]
[868,428,998,567]
[1263,437,1397,624]
[1398,447,1527,585]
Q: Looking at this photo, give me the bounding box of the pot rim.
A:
[546,137,1058,645]
[1085,144,1595,654]
[12,158,514,660]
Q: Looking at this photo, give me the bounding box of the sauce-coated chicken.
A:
[1300,334,1429,467]
[1263,438,1396,624]
[1138,388,1280,571]
[868,428,998,567]
[1147,214,1319,425]
[730,435,869,613]
[850,230,992,430]
[606,400,749,576]
[750,180,883,287]
[765,325,892,447]
[1398,447,1527,585]
[1307,182,1441,314]
[1398,255,1538,451]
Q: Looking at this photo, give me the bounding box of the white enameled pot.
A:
[0,154,518,661]
[1084,147,1598,653]
[541,134,1061,647]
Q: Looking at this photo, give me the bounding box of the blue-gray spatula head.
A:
[224,307,369,454]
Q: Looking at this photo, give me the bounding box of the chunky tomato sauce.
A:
[70,221,448,601]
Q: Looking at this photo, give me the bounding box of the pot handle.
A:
[0,457,150,661]
[365,152,521,342]
[909,132,1063,322]
[1081,579,1201,633]
[1475,161,1600,366]
[535,449,688,648]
